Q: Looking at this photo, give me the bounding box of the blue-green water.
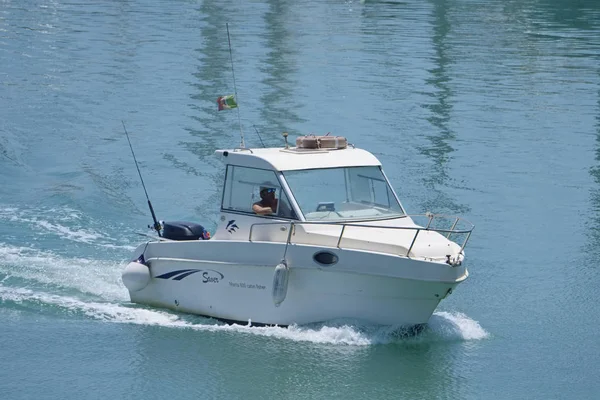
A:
[1,0,599,398]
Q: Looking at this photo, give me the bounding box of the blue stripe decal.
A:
[156,269,195,279]
[172,270,202,280]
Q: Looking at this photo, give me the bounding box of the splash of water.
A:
[0,284,488,346]
[0,243,128,301]
[427,311,489,341]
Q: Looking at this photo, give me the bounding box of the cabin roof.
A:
[214,147,382,171]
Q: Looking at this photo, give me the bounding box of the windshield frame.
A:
[281,166,406,223]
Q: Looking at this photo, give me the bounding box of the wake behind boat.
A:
[122,135,474,327]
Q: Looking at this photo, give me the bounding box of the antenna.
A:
[226,23,244,148]
[122,121,162,237]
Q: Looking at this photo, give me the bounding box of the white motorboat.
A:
[122,135,474,327]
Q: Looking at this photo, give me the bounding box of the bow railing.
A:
[248,214,474,260]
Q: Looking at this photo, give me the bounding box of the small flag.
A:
[217,95,238,111]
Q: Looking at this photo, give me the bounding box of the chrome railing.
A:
[248,214,474,259]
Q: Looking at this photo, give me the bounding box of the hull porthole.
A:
[313,251,339,266]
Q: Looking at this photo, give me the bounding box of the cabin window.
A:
[221,165,296,219]
[283,166,404,222]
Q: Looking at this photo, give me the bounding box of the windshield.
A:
[283,166,405,222]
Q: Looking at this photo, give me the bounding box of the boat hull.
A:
[124,240,467,326]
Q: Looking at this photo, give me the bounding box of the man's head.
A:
[260,186,276,200]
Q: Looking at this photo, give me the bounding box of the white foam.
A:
[0,284,489,346]
[0,243,128,301]
[427,311,489,341]
[0,286,372,344]
[0,205,136,250]
[34,220,106,243]
[0,286,177,324]
[0,206,81,223]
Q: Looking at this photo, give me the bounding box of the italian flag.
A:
[217,95,238,111]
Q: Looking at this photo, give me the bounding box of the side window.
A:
[221,166,296,218]
[348,167,390,207]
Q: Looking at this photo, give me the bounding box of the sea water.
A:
[1,0,599,398]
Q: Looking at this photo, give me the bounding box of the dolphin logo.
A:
[226,219,239,233]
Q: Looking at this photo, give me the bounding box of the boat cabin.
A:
[214,141,406,226]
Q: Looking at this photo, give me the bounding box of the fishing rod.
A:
[121,121,162,237]
[226,22,245,148]
[253,125,266,148]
